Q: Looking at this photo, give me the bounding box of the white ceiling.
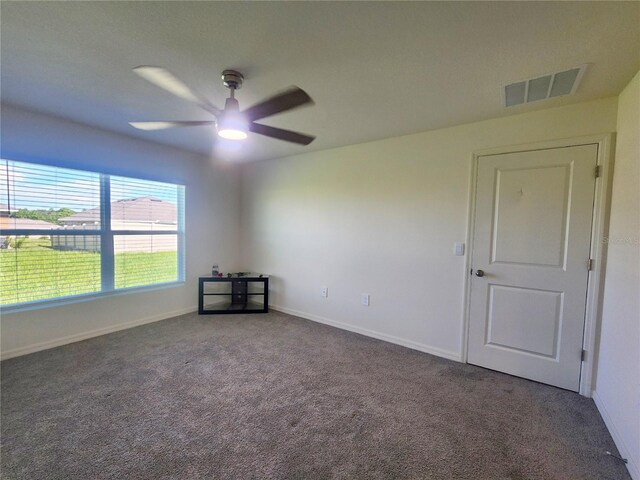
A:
[1,2,639,162]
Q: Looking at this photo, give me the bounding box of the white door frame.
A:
[460,133,615,397]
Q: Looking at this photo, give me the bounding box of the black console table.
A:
[198,274,269,314]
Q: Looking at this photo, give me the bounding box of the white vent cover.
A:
[504,65,587,107]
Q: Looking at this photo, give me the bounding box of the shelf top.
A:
[200,273,268,281]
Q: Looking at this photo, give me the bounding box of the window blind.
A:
[0,159,185,307]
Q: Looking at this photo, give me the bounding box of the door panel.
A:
[468,144,597,391]
[486,285,562,358]
[492,165,570,267]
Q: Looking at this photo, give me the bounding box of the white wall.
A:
[0,105,241,358]
[240,97,618,361]
[593,72,640,480]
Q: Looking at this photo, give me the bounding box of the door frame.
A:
[460,133,615,397]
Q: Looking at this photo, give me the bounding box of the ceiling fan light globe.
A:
[218,128,248,140]
[217,112,248,141]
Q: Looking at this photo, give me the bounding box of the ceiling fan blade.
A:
[242,87,313,122]
[129,121,215,131]
[133,66,221,116]
[249,122,315,145]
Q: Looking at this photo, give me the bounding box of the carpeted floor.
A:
[1,311,630,480]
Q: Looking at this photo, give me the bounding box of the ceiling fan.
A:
[129,67,316,145]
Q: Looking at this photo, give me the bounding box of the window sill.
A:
[0,281,186,315]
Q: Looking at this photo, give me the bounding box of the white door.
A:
[468,144,598,391]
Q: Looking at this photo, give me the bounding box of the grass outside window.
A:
[0,237,177,306]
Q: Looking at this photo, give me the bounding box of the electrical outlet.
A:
[321,286,328,298]
[361,294,370,306]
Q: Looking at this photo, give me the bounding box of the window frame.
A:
[0,158,186,313]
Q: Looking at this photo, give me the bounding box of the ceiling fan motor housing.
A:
[224,97,240,112]
[222,69,244,90]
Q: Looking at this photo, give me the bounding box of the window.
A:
[0,159,185,308]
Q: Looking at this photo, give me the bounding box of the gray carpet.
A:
[1,311,630,480]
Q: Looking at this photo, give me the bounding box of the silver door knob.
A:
[475,269,485,277]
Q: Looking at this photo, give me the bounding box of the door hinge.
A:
[595,165,600,178]
[581,349,587,362]
[588,258,594,271]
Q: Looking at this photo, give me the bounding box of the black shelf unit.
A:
[198,274,269,314]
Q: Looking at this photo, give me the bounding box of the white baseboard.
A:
[271,304,461,362]
[592,390,639,480]
[0,306,198,361]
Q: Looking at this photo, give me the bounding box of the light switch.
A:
[454,242,465,256]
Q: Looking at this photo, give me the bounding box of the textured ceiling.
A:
[1,2,639,162]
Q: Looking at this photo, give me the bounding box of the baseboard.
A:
[271,304,461,362]
[592,390,639,480]
[0,306,198,361]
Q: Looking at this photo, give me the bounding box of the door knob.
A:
[475,269,485,277]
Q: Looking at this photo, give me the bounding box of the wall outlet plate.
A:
[321,286,328,298]
[361,294,370,306]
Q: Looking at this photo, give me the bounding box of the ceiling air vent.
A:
[504,65,587,107]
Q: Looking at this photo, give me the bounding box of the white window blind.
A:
[0,159,185,307]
